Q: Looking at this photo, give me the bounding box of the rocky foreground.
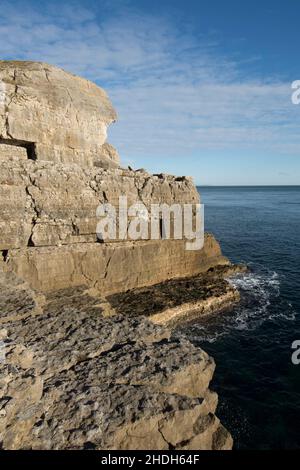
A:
[0,267,236,450]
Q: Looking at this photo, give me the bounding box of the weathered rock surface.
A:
[0,268,232,450]
[108,264,245,326]
[0,61,117,167]
[0,143,27,160]
[95,142,120,169]
[0,159,199,250]
[3,235,228,294]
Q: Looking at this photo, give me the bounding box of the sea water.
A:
[176,186,300,449]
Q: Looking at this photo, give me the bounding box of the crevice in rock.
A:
[103,253,113,279]
[25,179,41,247]
[1,249,9,263]
[103,191,108,203]
[0,139,37,160]
[27,236,35,247]
[136,176,150,204]
[159,218,163,239]
[71,220,80,236]
[157,426,174,450]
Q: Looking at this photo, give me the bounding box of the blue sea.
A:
[177,186,300,449]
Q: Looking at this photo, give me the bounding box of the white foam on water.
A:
[181,266,297,343]
[228,268,296,323]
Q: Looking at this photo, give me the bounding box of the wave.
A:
[179,265,297,344]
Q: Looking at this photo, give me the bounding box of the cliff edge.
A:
[0,61,237,450]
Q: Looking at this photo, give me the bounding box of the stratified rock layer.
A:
[0,157,228,294]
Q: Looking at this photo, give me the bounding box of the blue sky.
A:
[1,0,300,185]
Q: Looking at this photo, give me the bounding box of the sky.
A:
[0,0,300,185]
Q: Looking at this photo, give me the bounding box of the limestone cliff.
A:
[0,61,237,450]
[0,61,118,167]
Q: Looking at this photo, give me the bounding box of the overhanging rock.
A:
[0,61,118,168]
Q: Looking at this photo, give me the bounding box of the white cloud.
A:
[0,0,299,162]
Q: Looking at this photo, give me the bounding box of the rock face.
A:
[0,61,235,450]
[0,157,228,294]
[0,62,229,298]
[0,61,117,167]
